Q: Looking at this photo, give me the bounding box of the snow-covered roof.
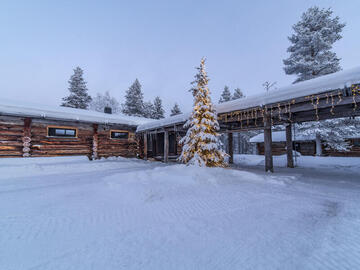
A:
[249,131,315,143]
[250,130,359,143]
[216,66,360,114]
[137,66,360,132]
[136,113,190,132]
[0,99,152,126]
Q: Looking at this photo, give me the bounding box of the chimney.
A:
[104,106,112,114]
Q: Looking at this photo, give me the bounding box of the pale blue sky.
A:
[1,0,359,115]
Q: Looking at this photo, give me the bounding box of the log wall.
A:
[0,116,25,157]
[97,124,137,158]
[30,119,93,157]
[0,115,139,159]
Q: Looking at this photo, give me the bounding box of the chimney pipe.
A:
[104,107,112,114]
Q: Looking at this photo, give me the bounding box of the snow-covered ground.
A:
[1,156,360,270]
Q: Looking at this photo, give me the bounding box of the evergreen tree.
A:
[143,101,155,118]
[62,67,92,109]
[179,58,227,167]
[170,103,182,116]
[219,85,232,103]
[152,96,165,119]
[283,6,345,83]
[232,88,245,100]
[296,118,360,155]
[90,91,120,114]
[122,79,144,117]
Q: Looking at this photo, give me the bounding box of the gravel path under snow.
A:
[0,156,359,270]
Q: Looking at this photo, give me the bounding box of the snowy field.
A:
[1,156,360,270]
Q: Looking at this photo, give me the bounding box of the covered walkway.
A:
[137,67,360,172]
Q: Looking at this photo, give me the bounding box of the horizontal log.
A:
[31,144,91,150]
[29,140,90,145]
[0,140,23,146]
[0,125,24,131]
[31,153,88,157]
[0,130,23,136]
[31,149,90,155]
[0,145,21,151]
[0,135,22,141]
[0,150,22,156]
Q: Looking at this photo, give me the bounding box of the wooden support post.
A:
[286,123,294,168]
[264,115,274,172]
[91,124,99,160]
[22,118,32,157]
[143,133,148,160]
[228,132,233,164]
[164,131,169,163]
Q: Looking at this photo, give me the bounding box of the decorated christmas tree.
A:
[179,58,227,167]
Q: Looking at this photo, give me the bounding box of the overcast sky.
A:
[1,0,359,115]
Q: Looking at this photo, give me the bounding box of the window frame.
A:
[47,125,78,138]
[110,130,129,140]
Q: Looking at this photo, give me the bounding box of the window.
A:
[47,126,77,137]
[353,139,360,147]
[110,130,129,139]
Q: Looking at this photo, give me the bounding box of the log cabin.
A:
[0,99,150,159]
[250,131,360,157]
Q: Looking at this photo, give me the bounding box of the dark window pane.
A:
[111,131,128,139]
[55,129,65,135]
[48,127,76,137]
[66,130,75,136]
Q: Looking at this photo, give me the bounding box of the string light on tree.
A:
[179,58,227,167]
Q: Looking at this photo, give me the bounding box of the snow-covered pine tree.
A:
[62,67,92,109]
[283,6,345,83]
[296,118,360,155]
[170,103,182,116]
[143,101,155,118]
[90,91,120,114]
[179,58,227,167]
[122,79,144,117]
[152,96,165,119]
[219,85,232,103]
[232,88,245,100]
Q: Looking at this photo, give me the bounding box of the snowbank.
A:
[234,154,360,171]
[1,157,360,269]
